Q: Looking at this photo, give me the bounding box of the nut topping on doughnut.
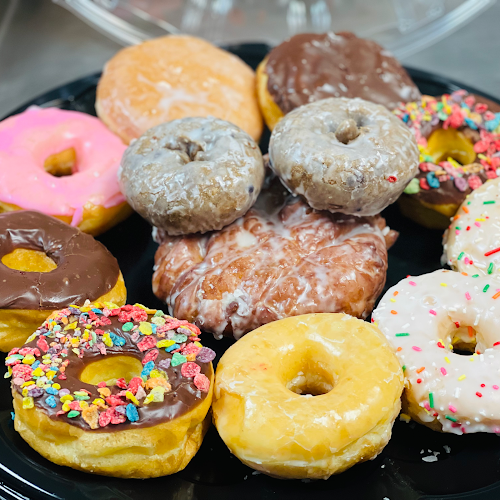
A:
[373,270,500,434]
[153,176,398,339]
[269,97,419,216]
[0,211,120,310]
[5,302,214,430]
[264,32,421,113]
[119,117,265,235]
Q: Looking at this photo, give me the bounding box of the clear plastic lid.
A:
[56,0,493,58]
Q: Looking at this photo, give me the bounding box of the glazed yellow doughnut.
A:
[213,313,404,479]
[96,35,263,143]
[0,211,126,352]
[6,303,215,478]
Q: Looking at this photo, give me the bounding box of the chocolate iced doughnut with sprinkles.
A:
[119,116,265,236]
[269,97,419,216]
[5,302,215,478]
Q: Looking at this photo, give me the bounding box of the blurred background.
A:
[0,0,499,116]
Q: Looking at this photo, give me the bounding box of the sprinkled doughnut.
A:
[394,90,500,229]
[119,117,265,235]
[373,270,500,435]
[5,302,215,478]
[269,97,419,216]
[444,177,500,278]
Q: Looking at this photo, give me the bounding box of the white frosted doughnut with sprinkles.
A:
[372,269,500,435]
[444,177,500,278]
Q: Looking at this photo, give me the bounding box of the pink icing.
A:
[0,106,126,225]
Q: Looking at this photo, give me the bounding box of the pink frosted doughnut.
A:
[0,106,129,235]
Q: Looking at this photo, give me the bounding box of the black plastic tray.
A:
[1,44,500,500]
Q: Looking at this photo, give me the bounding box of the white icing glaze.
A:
[444,177,500,280]
[373,269,500,435]
[119,117,264,235]
[269,97,419,216]
[153,177,397,339]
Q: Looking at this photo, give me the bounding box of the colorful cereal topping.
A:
[5,302,214,430]
[394,90,500,194]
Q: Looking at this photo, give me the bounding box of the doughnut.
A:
[0,106,132,235]
[269,97,419,216]
[213,313,404,479]
[444,177,500,277]
[96,35,263,144]
[393,90,500,229]
[152,175,398,339]
[119,117,265,235]
[373,269,500,435]
[0,211,126,352]
[257,32,421,131]
[5,302,215,478]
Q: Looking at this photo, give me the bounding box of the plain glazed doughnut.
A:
[269,97,419,216]
[119,117,265,235]
[6,303,215,478]
[152,175,398,339]
[96,35,263,143]
[213,313,404,479]
[0,106,131,235]
[257,32,421,130]
[444,177,500,277]
[0,211,126,352]
[373,270,500,434]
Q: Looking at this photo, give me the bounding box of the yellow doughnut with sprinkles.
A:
[5,302,215,478]
[373,270,500,435]
[393,90,500,229]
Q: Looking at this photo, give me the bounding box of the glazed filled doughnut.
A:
[394,90,500,229]
[373,270,500,434]
[153,175,398,339]
[119,117,265,235]
[96,35,263,143]
[5,303,215,478]
[269,97,419,216]
[444,177,500,277]
[0,211,126,352]
[213,313,404,479]
[0,106,131,235]
[257,32,421,131]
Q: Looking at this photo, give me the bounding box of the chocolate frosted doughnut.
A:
[119,117,265,235]
[256,32,421,130]
[269,97,419,216]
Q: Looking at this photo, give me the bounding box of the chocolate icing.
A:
[265,32,421,114]
[0,211,119,309]
[409,95,500,207]
[15,312,212,431]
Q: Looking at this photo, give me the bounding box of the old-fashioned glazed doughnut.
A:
[0,211,126,351]
[213,313,403,479]
[257,32,421,130]
[119,117,265,235]
[96,35,263,143]
[153,175,398,339]
[0,106,131,235]
[5,303,215,478]
[394,90,500,229]
[373,270,500,434]
[269,97,419,216]
[444,177,500,277]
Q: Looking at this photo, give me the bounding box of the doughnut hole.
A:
[44,147,77,177]
[441,316,478,355]
[79,355,143,386]
[1,248,57,272]
[286,365,335,396]
[426,128,476,165]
